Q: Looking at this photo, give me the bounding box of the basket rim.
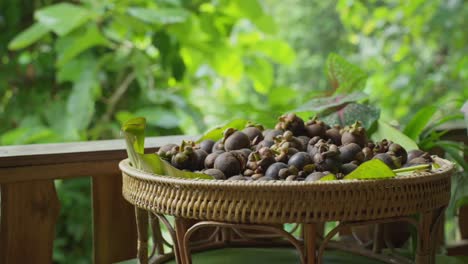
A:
[119,156,454,189]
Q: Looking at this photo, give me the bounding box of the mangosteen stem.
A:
[393,164,431,174]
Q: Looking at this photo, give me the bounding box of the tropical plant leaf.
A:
[325,53,368,94]
[421,113,464,139]
[122,117,211,179]
[8,23,50,50]
[319,103,380,130]
[196,119,250,142]
[370,120,419,151]
[403,105,437,141]
[293,92,368,113]
[35,3,92,36]
[344,159,396,180]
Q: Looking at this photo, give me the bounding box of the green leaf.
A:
[139,151,212,179]
[319,103,380,130]
[197,119,250,143]
[122,117,146,154]
[212,46,244,80]
[122,118,211,179]
[269,87,296,106]
[8,23,50,50]
[128,7,189,25]
[319,173,337,181]
[370,120,419,151]
[253,15,277,34]
[326,53,368,94]
[65,66,99,140]
[254,40,296,65]
[246,58,273,94]
[56,24,109,66]
[403,106,437,141]
[235,0,264,19]
[344,159,396,180]
[35,3,92,36]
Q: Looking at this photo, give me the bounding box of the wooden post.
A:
[92,173,137,264]
[0,180,60,264]
[175,217,191,264]
[303,223,317,264]
[135,207,148,264]
[416,211,437,264]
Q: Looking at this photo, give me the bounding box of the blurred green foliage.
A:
[1,0,466,263]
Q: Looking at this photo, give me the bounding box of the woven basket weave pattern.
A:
[121,157,453,224]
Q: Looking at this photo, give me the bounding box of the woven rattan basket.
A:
[120,156,454,225]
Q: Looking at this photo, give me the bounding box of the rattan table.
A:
[120,157,454,264]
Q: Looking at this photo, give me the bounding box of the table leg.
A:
[416,210,440,264]
[175,217,191,264]
[303,223,317,264]
[135,207,148,264]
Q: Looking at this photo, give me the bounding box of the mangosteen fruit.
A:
[203,168,226,180]
[275,113,306,136]
[373,153,401,169]
[264,162,288,180]
[214,152,243,177]
[338,143,362,163]
[204,151,223,169]
[325,125,342,145]
[223,129,250,151]
[341,121,368,147]
[288,152,313,170]
[199,139,215,154]
[305,117,327,138]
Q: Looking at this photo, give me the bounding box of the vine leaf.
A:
[319,103,380,130]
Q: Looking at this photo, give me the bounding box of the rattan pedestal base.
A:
[120,157,454,264]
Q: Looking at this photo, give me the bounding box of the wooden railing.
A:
[0,135,193,264]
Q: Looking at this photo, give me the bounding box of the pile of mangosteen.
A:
[157,113,432,181]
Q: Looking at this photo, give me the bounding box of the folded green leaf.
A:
[344,159,396,180]
[122,117,211,179]
[370,120,419,151]
[196,119,250,143]
[137,153,212,179]
[122,117,146,168]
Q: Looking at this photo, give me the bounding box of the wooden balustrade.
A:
[0,135,193,264]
